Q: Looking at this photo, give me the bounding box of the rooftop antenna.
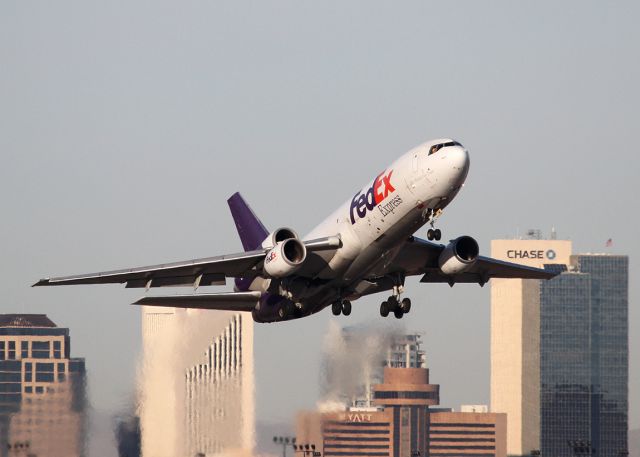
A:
[551,226,557,240]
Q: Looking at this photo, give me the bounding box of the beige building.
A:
[297,367,507,457]
[429,410,507,457]
[490,237,571,456]
[139,307,254,457]
[0,314,86,457]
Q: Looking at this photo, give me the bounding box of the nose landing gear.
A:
[425,208,443,241]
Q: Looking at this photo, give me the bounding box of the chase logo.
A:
[350,170,395,224]
[546,249,556,260]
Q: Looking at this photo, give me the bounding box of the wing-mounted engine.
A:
[438,236,479,275]
[261,227,300,249]
[263,238,307,278]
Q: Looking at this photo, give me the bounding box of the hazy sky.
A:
[1,0,638,453]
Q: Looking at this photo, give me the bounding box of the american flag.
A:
[605,238,613,247]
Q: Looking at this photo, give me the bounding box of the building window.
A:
[374,390,438,400]
[8,341,15,360]
[35,372,54,382]
[35,386,43,394]
[53,341,61,359]
[21,341,28,359]
[0,341,4,360]
[25,386,32,393]
[31,341,50,359]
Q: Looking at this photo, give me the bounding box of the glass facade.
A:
[540,255,628,457]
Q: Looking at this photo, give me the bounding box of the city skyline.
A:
[1,1,638,455]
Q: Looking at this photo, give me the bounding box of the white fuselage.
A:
[303,139,470,284]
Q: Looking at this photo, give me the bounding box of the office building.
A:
[139,307,254,457]
[0,314,86,457]
[490,235,628,457]
[429,410,507,457]
[539,254,628,457]
[297,367,506,457]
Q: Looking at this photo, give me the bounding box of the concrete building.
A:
[491,236,628,457]
[0,314,86,457]
[322,327,426,408]
[297,367,506,457]
[139,307,254,457]
[429,410,506,457]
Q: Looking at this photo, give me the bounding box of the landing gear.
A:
[400,297,411,313]
[278,302,295,319]
[332,299,352,316]
[380,295,411,319]
[341,300,352,316]
[426,207,443,241]
[427,228,441,241]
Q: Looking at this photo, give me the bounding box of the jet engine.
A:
[438,236,479,275]
[261,227,299,249]
[263,238,307,278]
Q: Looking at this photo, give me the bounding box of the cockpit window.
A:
[428,141,462,155]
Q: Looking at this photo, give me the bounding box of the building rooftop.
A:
[0,314,57,328]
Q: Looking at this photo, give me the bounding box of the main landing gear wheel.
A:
[332,299,352,316]
[427,228,442,241]
[278,302,294,319]
[341,300,352,316]
[380,295,411,319]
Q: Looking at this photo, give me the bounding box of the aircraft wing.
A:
[132,291,261,311]
[33,236,341,289]
[388,236,557,285]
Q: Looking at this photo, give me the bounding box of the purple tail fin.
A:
[227,192,269,251]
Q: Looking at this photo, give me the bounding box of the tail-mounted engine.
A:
[438,236,479,275]
[261,227,299,249]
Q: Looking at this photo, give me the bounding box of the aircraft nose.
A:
[447,146,470,175]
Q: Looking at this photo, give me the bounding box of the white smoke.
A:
[319,320,407,407]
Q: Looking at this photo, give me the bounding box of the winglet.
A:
[227,192,269,251]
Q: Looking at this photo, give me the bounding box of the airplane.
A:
[34,139,557,323]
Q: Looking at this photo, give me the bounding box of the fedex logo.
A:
[265,251,277,263]
[349,170,395,224]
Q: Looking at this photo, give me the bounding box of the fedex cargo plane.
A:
[34,139,556,323]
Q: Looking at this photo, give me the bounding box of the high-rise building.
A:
[139,306,254,457]
[539,254,628,457]
[321,326,426,408]
[0,314,86,457]
[490,236,629,457]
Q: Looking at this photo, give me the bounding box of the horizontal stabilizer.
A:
[132,291,261,311]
